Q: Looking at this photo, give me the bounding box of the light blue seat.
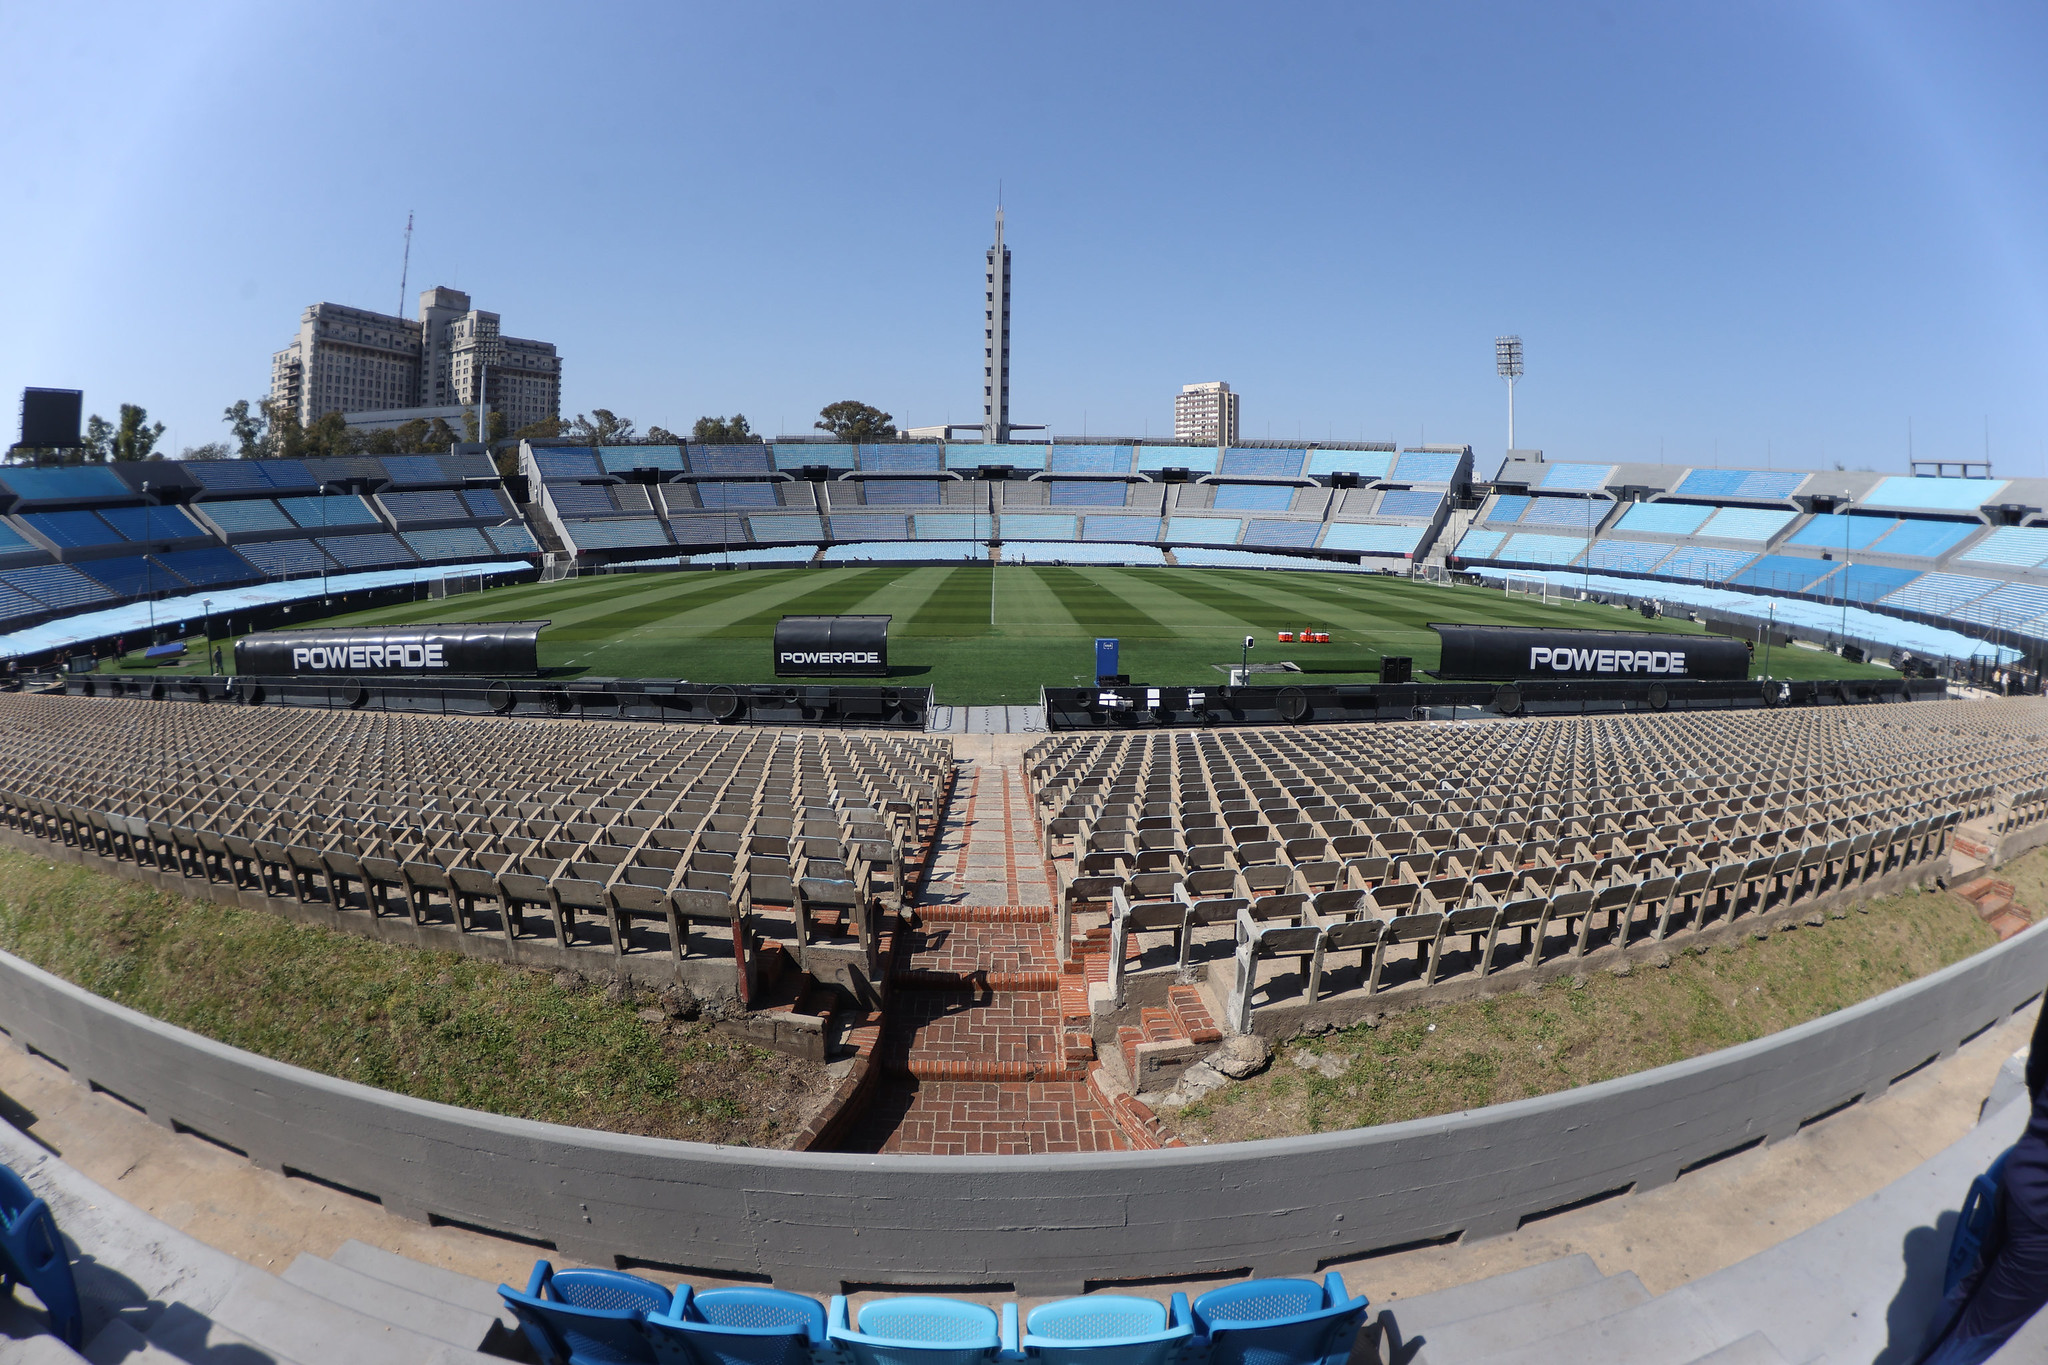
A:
[1021,1293,1192,1365]
[642,1284,827,1365]
[499,1260,672,1365]
[0,1162,81,1347]
[827,1293,1014,1365]
[1190,1273,1367,1365]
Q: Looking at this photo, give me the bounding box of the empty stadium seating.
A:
[0,693,949,997]
[1032,702,2038,1032]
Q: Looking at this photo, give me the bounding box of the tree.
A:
[391,418,433,453]
[425,418,458,450]
[222,400,267,459]
[178,442,232,461]
[301,411,355,458]
[463,408,509,445]
[691,414,758,444]
[81,414,115,463]
[564,409,635,444]
[512,417,564,441]
[110,405,166,461]
[646,425,685,444]
[262,400,306,459]
[815,401,895,442]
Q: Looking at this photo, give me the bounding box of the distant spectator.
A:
[1919,994,2048,1361]
[211,646,223,674]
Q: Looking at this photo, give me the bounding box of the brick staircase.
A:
[1953,874,2035,941]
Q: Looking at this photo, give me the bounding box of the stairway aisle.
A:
[837,762,1132,1155]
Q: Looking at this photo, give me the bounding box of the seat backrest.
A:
[1383,911,1443,944]
[500,1262,671,1365]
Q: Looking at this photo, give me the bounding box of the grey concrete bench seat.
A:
[279,1254,498,1352]
[1407,1270,1655,1363]
[326,1241,519,1340]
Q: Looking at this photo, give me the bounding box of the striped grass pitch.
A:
[278,565,1893,704]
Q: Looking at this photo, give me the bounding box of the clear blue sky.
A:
[3,2,2044,474]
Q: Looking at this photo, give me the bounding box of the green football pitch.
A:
[145,565,1894,704]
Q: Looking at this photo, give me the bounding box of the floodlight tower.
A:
[1495,335,1524,451]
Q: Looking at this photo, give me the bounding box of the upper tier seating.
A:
[550,485,624,517]
[1048,446,1132,474]
[862,481,944,505]
[1391,453,1461,482]
[461,488,513,518]
[1219,449,1306,479]
[1305,450,1393,478]
[534,448,604,481]
[1048,482,1129,507]
[21,511,124,549]
[696,483,782,511]
[1614,502,1711,536]
[314,533,415,569]
[777,443,858,471]
[859,446,940,473]
[0,521,39,556]
[1212,485,1295,513]
[601,444,686,472]
[1863,475,2008,512]
[1483,494,1531,524]
[1671,468,1806,500]
[0,465,136,502]
[1536,462,1614,490]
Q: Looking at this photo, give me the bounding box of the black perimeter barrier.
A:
[1043,675,1948,729]
[53,674,933,730]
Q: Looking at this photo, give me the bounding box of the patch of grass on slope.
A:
[0,848,826,1147]
[1165,870,2005,1146]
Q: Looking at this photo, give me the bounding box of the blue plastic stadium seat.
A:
[380,490,470,524]
[1697,506,1796,542]
[1211,485,1295,513]
[1390,452,1461,483]
[500,1260,671,1365]
[601,445,686,473]
[1959,526,2048,568]
[197,498,297,536]
[1084,515,1164,542]
[0,1162,83,1348]
[377,455,450,486]
[401,528,494,561]
[486,524,541,555]
[2,564,115,610]
[0,465,134,502]
[698,483,783,511]
[1190,1273,1367,1365]
[1048,446,1133,475]
[1730,555,1833,592]
[1135,447,1214,476]
[1482,494,1530,524]
[1021,1294,1191,1365]
[1538,462,1614,491]
[830,513,911,541]
[463,488,513,518]
[642,1284,826,1365]
[827,1294,1011,1365]
[1242,520,1319,548]
[859,446,941,473]
[1787,513,1897,551]
[278,494,379,529]
[776,443,858,471]
[1320,524,1423,556]
[74,555,165,597]
[1453,528,1506,560]
[1518,497,1604,530]
[236,539,332,578]
[535,449,605,481]
[1304,450,1391,479]
[1820,563,1921,603]
[1582,539,1671,573]
[1002,514,1080,541]
[862,482,944,506]
[313,534,415,569]
[1861,475,2007,513]
[571,518,678,550]
[1498,533,1586,566]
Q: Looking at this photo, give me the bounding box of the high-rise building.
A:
[984,209,1011,444]
[269,287,561,435]
[1174,381,1240,446]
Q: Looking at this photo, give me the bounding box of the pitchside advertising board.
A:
[1431,623,1750,681]
[773,615,890,678]
[233,622,547,676]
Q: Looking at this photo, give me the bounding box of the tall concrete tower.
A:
[983,208,1011,444]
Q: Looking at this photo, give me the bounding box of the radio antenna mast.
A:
[396,211,414,318]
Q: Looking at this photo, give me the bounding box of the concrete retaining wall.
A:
[1,924,2043,1296]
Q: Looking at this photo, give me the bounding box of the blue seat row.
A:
[499,1262,1367,1365]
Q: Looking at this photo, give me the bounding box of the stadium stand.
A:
[1219,448,1305,479]
[1537,462,1615,490]
[600,444,686,473]
[1002,541,1167,566]
[1034,703,2024,1035]
[95,504,205,541]
[1498,533,1587,566]
[912,514,982,539]
[1000,513,1080,541]
[697,482,783,511]
[194,498,297,536]
[1241,520,1319,549]
[378,490,470,524]
[1047,482,1129,506]
[484,525,538,555]
[861,481,943,506]
[1211,485,1295,513]
[1653,545,1755,580]
[1580,539,1673,573]
[20,511,124,550]
[690,445,776,476]
[1306,449,1392,478]
[1878,518,1980,558]
[401,528,496,561]
[1961,526,2048,569]
[1696,506,1797,542]
[1048,445,1131,474]
[1084,515,1164,542]
[235,540,332,577]
[1517,497,1605,529]
[828,513,910,541]
[532,448,603,481]
[278,494,381,529]
[0,693,945,997]
[1164,517,1242,546]
[1134,447,1212,475]
[663,515,744,547]
[860,446,941,473]
[153,546,258,587]
[1954,582,2048,631]
[3,565,114,612]
[1391,451,1462,482]
[1671,468,1807,500]
[1482,494,1531,525]
[1882,572,2003,617]
[462,488,513,518]
[0,521,42,556]
[749,512,828,543]
[1372,489,1446,519]
[1815,562,1923,603]
[0,465,136,502]
[1171,547,1357,572]
[1863,475,2008,512]
[1318,523,1424,556]
[1786,512,1899,551]
[1614,501,1712,535]
[1730,554,1836,592]
[1453,528,1506,560]
[547,484,622,517]
[74,555,164,597]
[314,533,416,569]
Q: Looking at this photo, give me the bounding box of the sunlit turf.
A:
[122,564,1896,705]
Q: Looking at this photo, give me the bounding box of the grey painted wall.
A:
[0,925,2042,1296]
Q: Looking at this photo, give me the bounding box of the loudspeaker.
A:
[1380,656,1413,684]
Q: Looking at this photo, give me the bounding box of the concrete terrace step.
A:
[1458,1289,1726,1365]
[1408,1271,1654,1364]
[81,1319,179,1365]
[281,1253,499,1351]
[194,1272,503,1365]
[327,1240,518,1338]
[1365,1253,1604,1361]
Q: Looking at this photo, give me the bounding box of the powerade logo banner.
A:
[774,614,890,677]
[233,621,547,677]
[1430,623,1748,681]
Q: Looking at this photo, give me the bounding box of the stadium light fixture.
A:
[1495,335,1524,451]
